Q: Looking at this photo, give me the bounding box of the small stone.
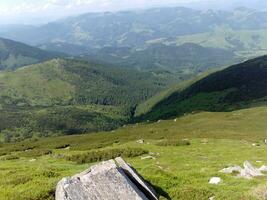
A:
[209,177,222,185]
[174,118,177,122]
[209,196,216,200]
[201,139,208,144]
[136,139,144,144]
[220,166,242,174]
[157,165,163,170]
[141,155,155,160]
[259,165,267,172]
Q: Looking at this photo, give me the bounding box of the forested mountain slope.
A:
[136,55,267,121]
[0,58,169,142]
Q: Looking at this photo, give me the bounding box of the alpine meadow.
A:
[2,1,267,200]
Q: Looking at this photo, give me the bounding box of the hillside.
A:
[2,106,267,199]
[136,55,267,121]
[85,43,238,76]
[0,37,62,70]
[37,42,92,56]
[0,59,169,141]
[172,28,267,58]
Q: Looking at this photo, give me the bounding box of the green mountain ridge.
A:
[0,37,62,71]
[0,58,170,142]
[136,55,267,121]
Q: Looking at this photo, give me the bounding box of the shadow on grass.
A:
[147,181,171,200]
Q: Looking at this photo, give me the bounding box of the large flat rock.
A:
[56,157,158,200]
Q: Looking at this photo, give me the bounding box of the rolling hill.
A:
[136,55,267,121]
[0,37,62,70]
[85,43,238,76]
[0,58,172,141]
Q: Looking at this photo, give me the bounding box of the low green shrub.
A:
[5,175,32,186]
[55,144,70,149]
[156,139,190,147]
[67,147,148,164]
[0,150,7,156]
[0,154,19,161]
[18,149,52,157]
[42,169,60,178]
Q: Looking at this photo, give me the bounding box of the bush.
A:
[55,144,70,149]
[0,155,19,161]
[67,147,148,164]
[19,149,52,157]
[157,139,190,147]
[42,169,60,178]
[6,175,32,186]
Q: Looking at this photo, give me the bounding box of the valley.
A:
[1,3,267,200]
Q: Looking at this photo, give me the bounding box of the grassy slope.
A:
[135,69,220,117]
[2,107,267,199]
[136,56,267,121]
[172,28,267,58]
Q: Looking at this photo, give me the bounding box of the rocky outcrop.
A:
[56,157,158,200]
[220,161,265,179]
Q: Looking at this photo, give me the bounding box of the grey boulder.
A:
[56,157,158,200]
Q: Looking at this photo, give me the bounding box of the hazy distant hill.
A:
[85,43,237,74]
[2,7,267,50]
[37,42,92,56]
[136,55,267,121]
[0,37,62,70]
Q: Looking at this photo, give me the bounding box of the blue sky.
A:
[0,0,205,24]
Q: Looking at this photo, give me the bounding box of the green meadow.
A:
[1,107,267,200]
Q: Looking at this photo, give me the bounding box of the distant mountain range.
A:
[0,7,266,73]
[186,0,267,11]
[1,7,267,50]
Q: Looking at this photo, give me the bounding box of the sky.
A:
[0,0,209,24]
